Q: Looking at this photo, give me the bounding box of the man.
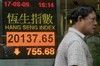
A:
[54,5,97,66]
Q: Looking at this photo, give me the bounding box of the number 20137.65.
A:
[6,32,55,46]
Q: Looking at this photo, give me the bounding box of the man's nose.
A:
[94,21,97,25]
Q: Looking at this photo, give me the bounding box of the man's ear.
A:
[78,16,82,22]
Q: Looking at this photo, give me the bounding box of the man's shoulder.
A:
[60,33,79,46]
[64,32,79,40]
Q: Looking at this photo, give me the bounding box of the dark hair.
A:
[70,5,96,25]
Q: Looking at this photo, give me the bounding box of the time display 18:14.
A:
[38,2,54,8]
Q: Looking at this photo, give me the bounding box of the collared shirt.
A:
[54,27,93,66]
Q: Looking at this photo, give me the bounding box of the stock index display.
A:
[2,0,58,59]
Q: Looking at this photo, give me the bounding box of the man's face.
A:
[82,11,97,35]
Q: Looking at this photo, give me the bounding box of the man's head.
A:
[70,5,97,36]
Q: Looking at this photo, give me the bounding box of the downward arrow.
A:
[14,48,20,55]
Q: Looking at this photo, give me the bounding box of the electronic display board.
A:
[2,0,58,59]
